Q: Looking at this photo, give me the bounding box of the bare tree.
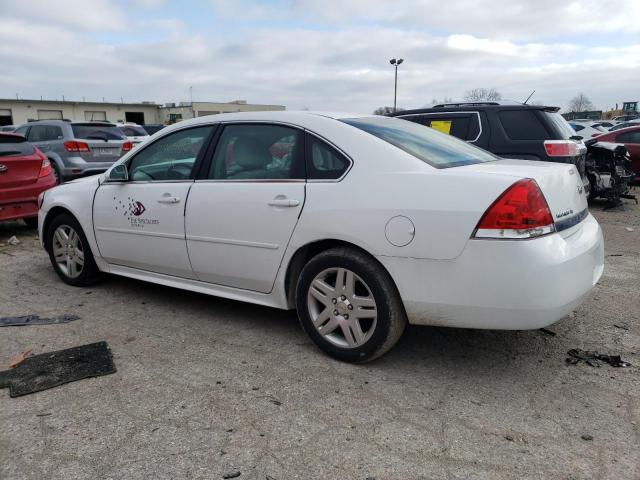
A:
[463,88,502,102]
[567,93,594,112]
[373,106,404,115]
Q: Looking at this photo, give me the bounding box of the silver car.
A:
[13,120,132,183]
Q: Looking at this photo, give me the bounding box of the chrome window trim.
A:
[396,111,483,143]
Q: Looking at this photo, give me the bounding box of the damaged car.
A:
[38,112,604,362]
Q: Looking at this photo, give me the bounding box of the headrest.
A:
[233,137,272,169]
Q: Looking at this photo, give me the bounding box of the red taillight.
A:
[544,140,579,157]
[38,157,53,178]
[474,179,555,239]
[64,141,89,152]
[122,141,133,152]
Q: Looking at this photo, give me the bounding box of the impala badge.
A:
[577,185,584,195]
[0,164,7,173]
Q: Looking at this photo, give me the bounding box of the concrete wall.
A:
[159,101,286,124]
[0,99,161,126]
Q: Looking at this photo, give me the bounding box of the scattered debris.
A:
[36,412,52,417]
[539,328,557,337]
[504,434,515,441]
[613,323,630,331]
[581,434,593,441]
[566,349,631,368]
[606,254,623,257]
[7,236,20,245]
[0,341,116,397]
[222,472,241,479]
[626,227,635,232]
[9,349,32,368]
[0,314,80,327]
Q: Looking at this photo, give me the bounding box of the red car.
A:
[0,133,57,227]
[595,126,640,181]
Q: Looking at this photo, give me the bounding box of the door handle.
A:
[157,196,180,204]
[268,198,300,207]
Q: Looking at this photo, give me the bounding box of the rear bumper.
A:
[378,213,604,330]
[0,175,57,222]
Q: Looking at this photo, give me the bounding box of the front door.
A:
[93,125,216,278]
[185,123,306,293]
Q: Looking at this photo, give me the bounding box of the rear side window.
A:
[71,124,126,141]
[208,124,305,180]
[498,110,549,140]
[27,125,62,142]
[0,136,35,156]
[617,131,640,143]
[542,112,576,140]
[342,117,497,168]
[307,135,350,180]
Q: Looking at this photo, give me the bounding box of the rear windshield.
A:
[0,137,35,157]
[341,117,497,168]
[543,112,576,139]
[71,124,126,141]
[119,125,148,137]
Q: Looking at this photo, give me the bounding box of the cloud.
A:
[0,1,637,113]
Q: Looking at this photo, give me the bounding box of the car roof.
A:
[163,110,373,131]
[392,102,560,116]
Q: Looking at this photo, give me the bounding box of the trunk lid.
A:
[0,136,44,188]
[459,159,588,228]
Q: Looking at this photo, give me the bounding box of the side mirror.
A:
[108,164,129,182]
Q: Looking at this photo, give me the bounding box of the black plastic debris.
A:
[539,328,557,337]
[566,349,631,368]
[0,342,116,397]
[0,314,80,327]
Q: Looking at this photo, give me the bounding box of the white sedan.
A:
[38,111,604,362]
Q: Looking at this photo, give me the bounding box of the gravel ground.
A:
[0,198,638,480]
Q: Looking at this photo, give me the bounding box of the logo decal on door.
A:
[130,201,146,216]
[114,196,159,228]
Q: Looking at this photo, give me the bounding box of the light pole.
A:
[389,58,404,112]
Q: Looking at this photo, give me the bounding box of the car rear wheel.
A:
[47,213,101,286]
[295,247,407,362]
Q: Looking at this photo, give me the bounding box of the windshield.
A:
[71,124,126,141]
[341,116,497,168]
[544,112,577,139]
[119,125,148,137]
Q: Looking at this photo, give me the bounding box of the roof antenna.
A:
[523,90,536,105]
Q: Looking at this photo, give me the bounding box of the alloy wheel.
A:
[52,225,85,279]
[307,267,378,348]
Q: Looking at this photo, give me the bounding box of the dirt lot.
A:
[0,200,638,480]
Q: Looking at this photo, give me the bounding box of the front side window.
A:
[341,116,497,168]
[13,125,28,137]
[128,126,214,181]
[208,124,304,180]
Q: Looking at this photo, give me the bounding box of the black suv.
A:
[390,101,589,190]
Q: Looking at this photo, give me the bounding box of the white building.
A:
[0,98,286,127]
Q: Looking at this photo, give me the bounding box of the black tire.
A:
[50,161,61,185]
[295,247,407,363]
[46,213,101,287]
[23,217,38,229]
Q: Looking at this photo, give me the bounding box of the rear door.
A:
[26,124,63,154]
[185,123,306,293]
[0,136,43,189]
[616,130,640,177]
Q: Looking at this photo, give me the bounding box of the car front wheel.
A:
[47,213,101,286]
[295,247,407,362]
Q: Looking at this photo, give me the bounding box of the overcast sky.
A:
[1,0,638,113]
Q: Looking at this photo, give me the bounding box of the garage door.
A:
[0,109,12,126]
[84,111,107,121]
[37,110,63,120]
